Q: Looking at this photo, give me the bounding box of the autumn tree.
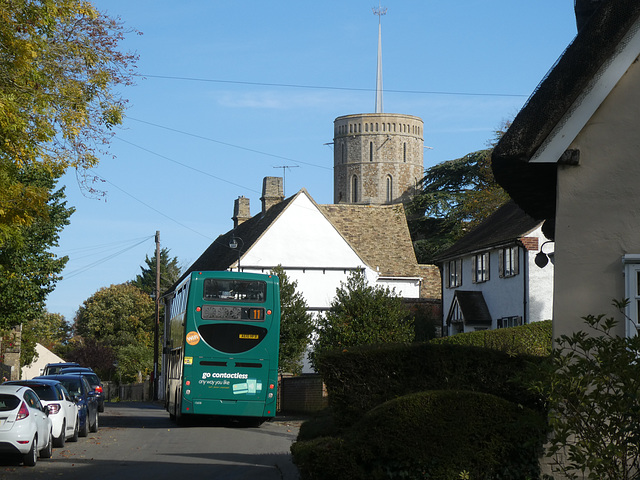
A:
[270,266,314,375]
[407,127,510,263]
[0,166,73,332]
[311,270,412,368]
[0,0,138,241]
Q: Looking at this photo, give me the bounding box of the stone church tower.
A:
[333,8,424,205]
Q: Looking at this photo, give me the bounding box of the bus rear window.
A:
[203,279,266,303]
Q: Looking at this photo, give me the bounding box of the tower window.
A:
[386,175,393,203]
[370,142,373,162]
[341,143,345,164]
[403,143,407,162]
[352,176,358,203]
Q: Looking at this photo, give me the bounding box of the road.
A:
[0,402,302,480]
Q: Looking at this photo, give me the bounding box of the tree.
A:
[0,166,73,331]
[73,283,154,381]
[270,266,314,375]
[0,0,138,240]
[131,247,182,296]
[64,337,116,380]
[407,128,510,263]
[311,270,412,368]
[74,283,154,349]
[21,311,71,367]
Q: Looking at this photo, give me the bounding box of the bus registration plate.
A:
[201,305,241,320]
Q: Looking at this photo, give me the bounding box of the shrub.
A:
[315,341,547,425]
[532,302,640,479]
[291,390,548,480]
[432,319,552,357]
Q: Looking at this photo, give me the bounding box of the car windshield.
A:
[0,394,20,411]
[29,385,59,401]
[60,379,82,396]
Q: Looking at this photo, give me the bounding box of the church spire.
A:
[373,4,386,113]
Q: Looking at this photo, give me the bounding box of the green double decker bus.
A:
[163,271,281,424]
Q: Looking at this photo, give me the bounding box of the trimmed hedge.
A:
[291,390,548,480]
[432,320,552,356]
[315,341,548,425]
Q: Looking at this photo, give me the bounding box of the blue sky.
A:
[45,1,578,322]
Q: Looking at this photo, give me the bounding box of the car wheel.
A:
[23,437,37,466]
[54,420,66,448]
[90,411,98,433]
[79,414,89,437]
[98,401,104,413]
[39,430,53,459]
[70,415,79,442]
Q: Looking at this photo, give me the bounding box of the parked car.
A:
[0,385,53,466]
[36,374,98,436]
[4,379,78,447]
[42,362,79,376]
[57,368,105,412]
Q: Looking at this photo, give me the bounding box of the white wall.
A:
[554,58,640,339]
[21,344,64,380]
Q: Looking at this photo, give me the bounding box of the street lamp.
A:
[229,236,244,271]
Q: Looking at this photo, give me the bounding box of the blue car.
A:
[35,374,98,436]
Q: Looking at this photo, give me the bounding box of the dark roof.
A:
[170,193,296,290]
[447,291,492,327]
[492,0,640,223]
[434,201,541,262]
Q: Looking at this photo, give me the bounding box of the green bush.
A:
[291,390,548,480]
[432,320,552,356]
[315,341,547,425]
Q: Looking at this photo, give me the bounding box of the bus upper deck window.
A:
[203,279,266,303]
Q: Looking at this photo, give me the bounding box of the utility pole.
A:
[153,230,160,401]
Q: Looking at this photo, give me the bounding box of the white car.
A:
[0,385,53,466]
[5,379,78,447]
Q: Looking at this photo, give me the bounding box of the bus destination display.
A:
[201,305,265,321]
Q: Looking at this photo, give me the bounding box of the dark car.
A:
[35,374,98,437]
[57,368,104,412]
[42,362,80,376]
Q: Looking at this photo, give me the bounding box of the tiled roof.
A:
[433,200,541,262]
[319,203,420,277]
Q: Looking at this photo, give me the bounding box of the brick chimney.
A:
[261,177,284,213]
[232,196,251,228]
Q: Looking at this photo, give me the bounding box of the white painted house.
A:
[434,201,554,336]
[178,178,439,317]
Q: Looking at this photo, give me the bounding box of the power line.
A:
[114,137,262,194]
[134,73,528,98]
[125,117,332,171]
[62,235,154,280]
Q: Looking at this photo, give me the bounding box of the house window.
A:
[499,246,519,277]
[447,259,462,288]
[473,253,489,283]
[498,316,523,329]
[622,254,640,336]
